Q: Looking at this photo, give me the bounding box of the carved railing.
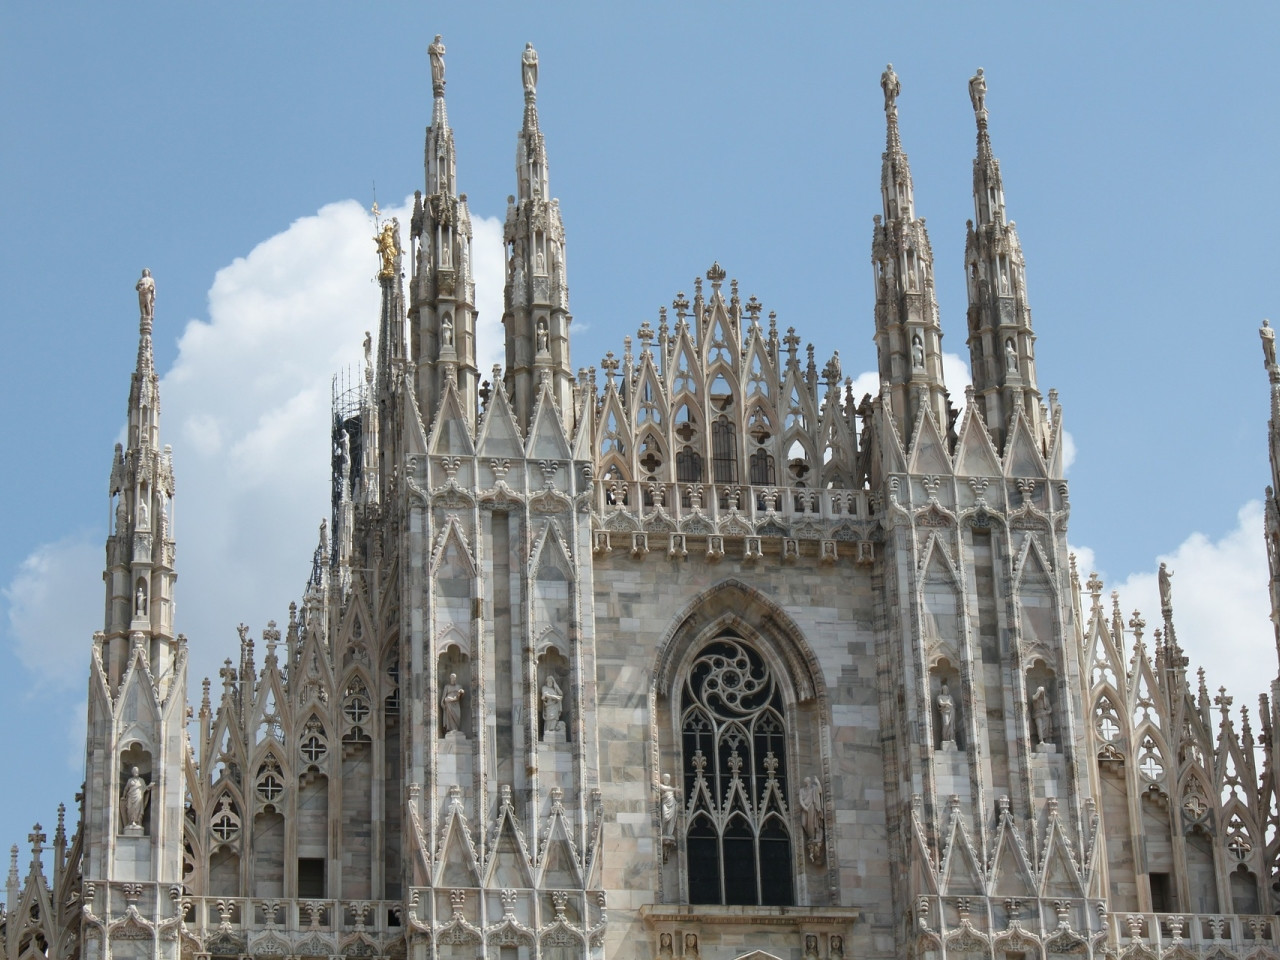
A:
[1107,912,1280,956]
[592,479,871,530]
[184,896,402,941]
[914,896,1280,960]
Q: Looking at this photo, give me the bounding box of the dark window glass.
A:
[712,418,738,483]
[749,449,775,486]
[722,817,757,905]
[676,448,703,483]
[297,858,325,898]
[686,816,720,905]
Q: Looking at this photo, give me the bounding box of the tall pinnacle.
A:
[410,34,478,429]
[871,65,952,448]
[503,41,575,433]
[103,270,177,688]
[963,68,1043,454]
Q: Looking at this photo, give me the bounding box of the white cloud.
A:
[2,534,101,690]
[1073,500,1273,712]
[4,199,508,691]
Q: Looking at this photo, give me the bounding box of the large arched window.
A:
[680,636,793,906]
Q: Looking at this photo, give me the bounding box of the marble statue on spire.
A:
[429,35,446,94]
[881,63,900,115]
[136,268,155,320]
[969,67,987,115]
[522,42,539,95]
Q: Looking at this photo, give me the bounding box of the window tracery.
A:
[680,637,793,906]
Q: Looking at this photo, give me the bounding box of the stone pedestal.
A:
[437,732,473,784]
[933,745,971,807]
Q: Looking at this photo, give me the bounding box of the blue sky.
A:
[1,3,1278,856]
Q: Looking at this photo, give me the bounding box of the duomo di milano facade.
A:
[7,38,1280,960]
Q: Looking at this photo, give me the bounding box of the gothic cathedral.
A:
[7,42,1280,960]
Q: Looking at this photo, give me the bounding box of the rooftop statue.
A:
[136,268,155,320]
[969,67,986,115]
[881,63,900,115]
[428,34,446,93]
[522,42,539,95]
[375,219,399,279]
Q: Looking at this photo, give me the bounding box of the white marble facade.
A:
[7,42,1280,960]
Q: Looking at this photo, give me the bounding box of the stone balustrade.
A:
[592,479,872,529]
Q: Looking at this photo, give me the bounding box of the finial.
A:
[707,261,725,288]
[428,35,446,97]
[522,42,539,98]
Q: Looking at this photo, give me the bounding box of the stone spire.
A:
[963,68,1043,453]
[871,64,952,447]
[502,41,575,434]
[1259,319,1280,666]
[411,34,478,429]
[102,269,177,687]
[83,270,188,910]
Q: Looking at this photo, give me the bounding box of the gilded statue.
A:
[375,220,399,279]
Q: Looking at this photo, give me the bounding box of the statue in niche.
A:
[441,313,454,348]
[830,935,845,959]
[135,585,147,617]
[1158,561,1174,611]
[541,673,564,737]
[121,766,152,830]
[937,680,956,746]
[440,237,451,268]
[969,67,987,114]
[1262,319,1276,367]
[1005,338,1018,373]
[536,318,549,354]
[911,333,925,370]
[536,249,545,274]
[440,673,465,734]
[658,932,673,958]
[658,773,677,840]
[684,933,699,958]
[522,43,539,95]
[805,935,820,959]
[428,35,446,90]
[1031,685,1053,744]
[136,268,155,320]
[137,498,149,529]
[798,776,824,861]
